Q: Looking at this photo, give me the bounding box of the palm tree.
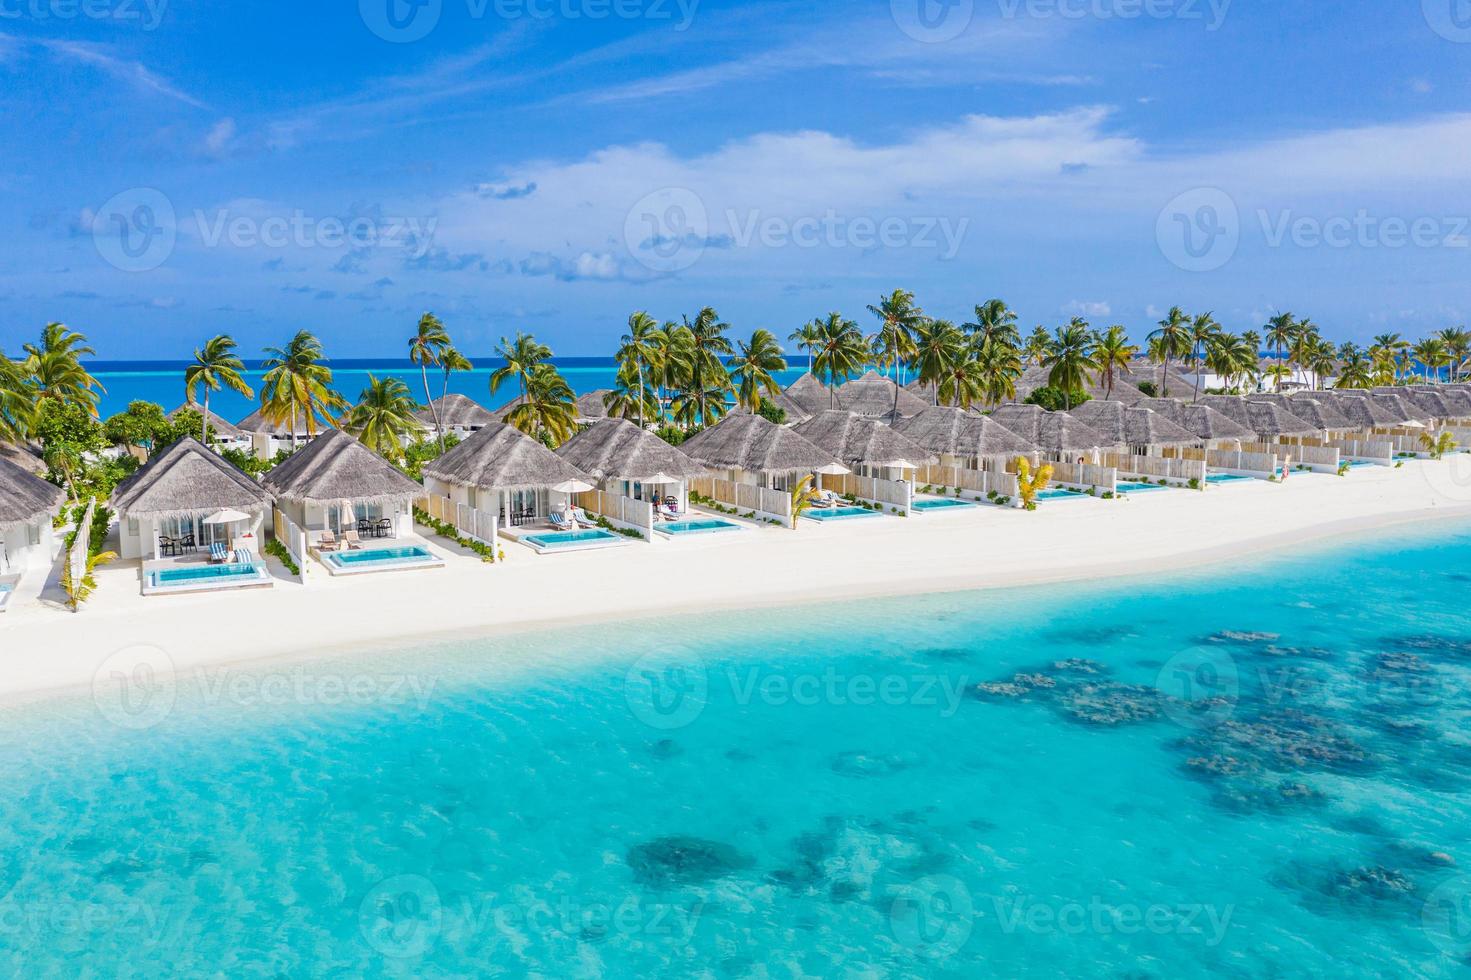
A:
[1413,337,1450,383]
[788,473,820,529]
[938,352,986,410]
[1015,456,1054,511]
[24,322,105,415]
[1264,313,1297,390]
[183,335,254,445]
[1092,325,1138,400]
[62,549,116,612]
[439,346,473,404]
[728,329,787,413]
[964,300,1020,349]
[344,375,421,460]
[260,330,345,441]
[1149,307,1191,398]
[972,336,1023,408]
[0,349,35,444]
[679,308,733,427]
[652,321,693,419]
[408,313,450,451]
[1023,325,1051,368]
[603,362,659,422]
[1205,333,1257,393]
[1437,327,1470,382]
[810,313,869,408]
[617,312,662,429]
[866,289,924,412]
[1420,430,1458,459]
[910,320,966,405]
[1335,351,1373,389]
[788,319,821,374]
[1187,312,1221,402]
[1043,318,1100,408]
[1370,333,1408,383]
[488,331,552,413]
[506,363,578,445]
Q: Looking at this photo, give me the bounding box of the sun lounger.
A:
[209,542,229,563]
[814,492,840,508]
[343,529,363,550]
[571,507,598,529]
[232,549,251,564]
[549,511,574,530]
[318,531,337,551]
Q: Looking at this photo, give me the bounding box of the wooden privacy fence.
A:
[818,472,912,512]
[417,494,500,545]
[272,508,309,582]
[1206,449,1278,479]
[1100,452,1206,487]
[915,463,1019,500]
[689,476,792,524]
[1329,439,1394,464]
[1245,441,1340,474]
[68,498,96,591]
[576,489,653,539]
[1049,460,1117,495]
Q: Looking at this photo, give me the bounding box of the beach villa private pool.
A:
[142,560,273,596]
[1206,473,1256,485]
[656,517,743,537]
[1116,481,1170,494]
[1036,488,1088,501]
[320,545,445,575]
[520,528,627,554]
[805,506,886,523]
[0,582,13,612]
[911,496,978,512]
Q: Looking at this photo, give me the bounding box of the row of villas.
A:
[3,376,1470,608]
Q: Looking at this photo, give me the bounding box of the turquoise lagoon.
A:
[2,521,1471,975]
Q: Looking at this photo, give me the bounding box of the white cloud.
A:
[1063,300,1112,317]
[39,40,206,109]
[202,118,237,158]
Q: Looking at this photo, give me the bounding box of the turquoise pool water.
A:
[1207,473,1256,484]
[911,497,977,511]
[1118,481,1169,494]
[806,506,883,521]
[4,520,1471,975]
[522,528,621,550]
[147,562,266,588]
[324,546,438,569]
[658,518,741,536]
[1036,487,1086,500]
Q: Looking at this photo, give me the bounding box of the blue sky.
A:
[2,0,1469,358]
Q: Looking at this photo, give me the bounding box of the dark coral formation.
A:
[626,835,755,888]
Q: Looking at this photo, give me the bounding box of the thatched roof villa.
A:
[261,429,423,545]
[0,454,66,582]
[423,421,594,528]
[889,405,1037,467]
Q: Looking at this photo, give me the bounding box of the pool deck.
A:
[314,536,448,576]
[501,521,636,555]
[139,554,275,597]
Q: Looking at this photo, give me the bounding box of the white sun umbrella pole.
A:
[548,479,596,522]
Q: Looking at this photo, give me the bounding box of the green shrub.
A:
[264,538,300,576]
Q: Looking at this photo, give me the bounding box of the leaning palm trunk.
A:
[420,363,444,452]
[202,389,211,445]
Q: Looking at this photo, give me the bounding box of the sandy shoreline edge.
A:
[4,462,1471,712]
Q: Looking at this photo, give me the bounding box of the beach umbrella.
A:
[201,508,251,524]
[814,462,851,475]
[548,478,596,517]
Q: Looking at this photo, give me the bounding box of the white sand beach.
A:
[4,459,1471,706]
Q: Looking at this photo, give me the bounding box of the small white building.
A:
[0,453,65,579]
[169,402,254,455]
[110,437,273,561]
[415,393,498,443]
[260,429,422,547]
[236,408,319,461]
[423,421,594,529]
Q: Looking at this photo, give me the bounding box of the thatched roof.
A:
[783,373,841,417]
[791,411,937,468]
[417,393,494,429]
[1068,401,1199,448]
[575,390,612,422]
[1199,395,1320,439]
[170,402,245,438]
[1317,392,1401,429]
[0,455,65,531]
[424,421,592,492]
[1368,392,1428,424]
[555,418,707,483]
[1014,365,1152,405]
[989,405,1114,452]
[111,437,271,519]
[0,441,46,477]
[261,429,421,505]
[1137,398,1254,442]
[1273,395,1355,432]
[835,371,929,418]
[1438,389,1471,418]
[1401,387,1461,420]
[236,407,321,437]
[679,413,843,474]
[890,405,1037,459]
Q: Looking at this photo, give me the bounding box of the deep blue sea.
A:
[3,521,1471,975]
[88,358,821,420]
